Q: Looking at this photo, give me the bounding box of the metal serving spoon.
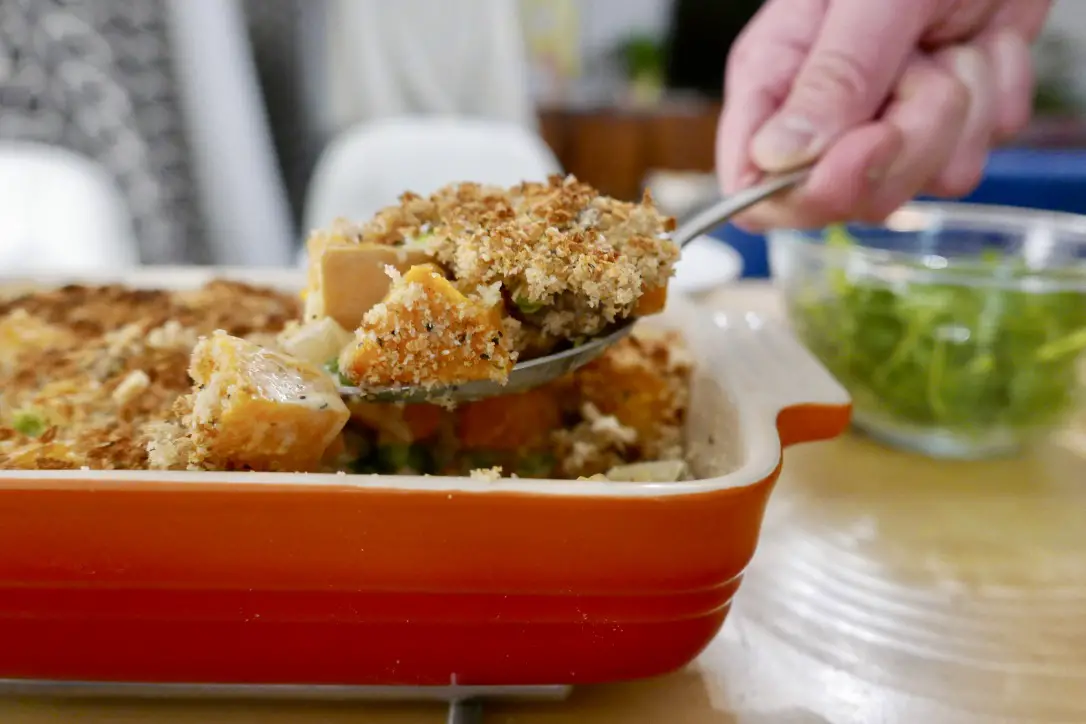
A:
[338,169,811,404]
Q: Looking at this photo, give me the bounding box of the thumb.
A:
[751,0,923,172]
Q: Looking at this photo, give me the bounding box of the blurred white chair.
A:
[300,117,562,261]
[0,142,138,274]
[321,0,536,135]
[0,0,294,267]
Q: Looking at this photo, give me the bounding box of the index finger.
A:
[750,0,926,172]
[716,0,824,193]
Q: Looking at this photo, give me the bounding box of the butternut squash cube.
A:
[188,332,350,472]
[457,385,562,452]
[339,264,517,389]
[347,401,446,444]
[634,281,669,316]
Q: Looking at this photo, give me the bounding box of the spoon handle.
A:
[671,169,811,248]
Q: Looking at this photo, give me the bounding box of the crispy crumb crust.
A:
[352,175,679,338]
[0,282,299,470]
[339,265,519,389]
[0,282,690,479]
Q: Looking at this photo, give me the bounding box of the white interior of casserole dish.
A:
[0,268,849,497]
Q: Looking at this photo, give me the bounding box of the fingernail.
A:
[736,170,762,190]
[987,30,1032,136]
[948,45,985,87]
[990,28,1025,73]
[866,163,891,183]
[867,130,905,185]
[751,116,822,172]
[866,144,899,183]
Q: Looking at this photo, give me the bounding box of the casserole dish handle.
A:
[712,310,852,448]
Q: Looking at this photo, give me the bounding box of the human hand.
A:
[716,0,1052,231]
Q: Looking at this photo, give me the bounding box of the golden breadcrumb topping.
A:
[469,466,504,482]
[337,175,679,339]
[0,279,690,482]
[0,282,299,470]
[357,192,441,248]
[339,264,519,389]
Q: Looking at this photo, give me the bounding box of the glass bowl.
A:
[768,202,1086,459]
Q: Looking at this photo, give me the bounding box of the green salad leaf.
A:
[789,226,1086,434]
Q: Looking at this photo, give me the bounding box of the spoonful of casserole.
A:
[286,172,806,404]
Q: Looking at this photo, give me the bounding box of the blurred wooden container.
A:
[538,98,721,201]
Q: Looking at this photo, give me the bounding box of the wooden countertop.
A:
[5,283,1085,724]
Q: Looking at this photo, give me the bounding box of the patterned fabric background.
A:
[0,0,210,264]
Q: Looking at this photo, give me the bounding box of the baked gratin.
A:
[304,175,680,391]
[0,281,692,481]
[0,177,687,479]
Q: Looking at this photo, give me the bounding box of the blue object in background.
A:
[941,148,1086,215]
[708,149,1086,279]
[709,223,771,279]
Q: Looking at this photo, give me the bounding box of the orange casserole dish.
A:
[0,268,850,688]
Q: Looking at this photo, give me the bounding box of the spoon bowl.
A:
[337,322,635,404]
